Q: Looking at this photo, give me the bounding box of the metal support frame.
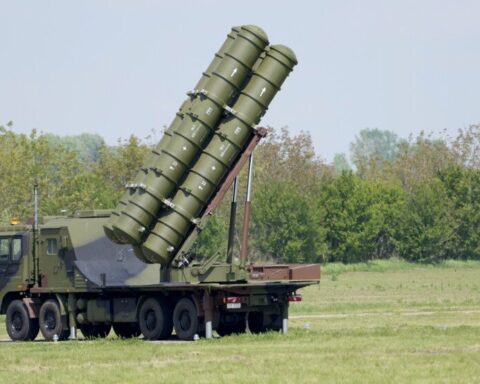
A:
[203,127,266,217]
[68,294,77,340]
[226,177,238,264]
[240,154,254,268]
[203,291,214,339]
[282,303,289,334]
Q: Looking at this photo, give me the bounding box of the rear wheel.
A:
[39,299,69,341]
[173,298,199,341]
[79,324,112,339]
[139,297,173,340]
[113,322,141,338]
[5,300,39,341]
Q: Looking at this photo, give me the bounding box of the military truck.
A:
[0,25,320,342]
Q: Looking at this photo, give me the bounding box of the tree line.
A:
[1,121,479,263]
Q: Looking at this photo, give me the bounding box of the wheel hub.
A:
[179,310,191,330]
[145,310,157,331]
[45,310,56,330]
[11,312,23,332]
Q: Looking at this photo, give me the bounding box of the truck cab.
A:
[0,226,32,308]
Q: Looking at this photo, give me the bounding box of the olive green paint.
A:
[110,25,269,247]
[103,26,241,244]
[142,45,298,264]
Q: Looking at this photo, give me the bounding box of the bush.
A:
[318,172,405,263]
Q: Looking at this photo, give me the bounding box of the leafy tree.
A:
[251,179,322,263]
[44,133,105,164]
[246,127,329,262]
[0,124,148,221]
[451,124,480,169]
[332,153,351,174]
[437,166,480,260]
[389,132,454,192]
[397,178,457,262]
[255,127,329,190]
[92,135,150,207]
[0,125,95,219]
[318,172,405,263]
[350,128,398,177]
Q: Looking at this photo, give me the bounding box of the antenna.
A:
[33,182,40,285]
[34,182,39,232]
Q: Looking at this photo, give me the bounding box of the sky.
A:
[1,0,479,162]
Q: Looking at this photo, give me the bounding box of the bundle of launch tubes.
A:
[103,25,297,265]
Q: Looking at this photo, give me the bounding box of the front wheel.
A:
[5,300,39,341]
[39,299,69,341]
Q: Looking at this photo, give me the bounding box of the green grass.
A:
[1,260,479,383]
[321,257,480,275]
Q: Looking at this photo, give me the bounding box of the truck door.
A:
[39,230,70,289]
[0,236,24,289]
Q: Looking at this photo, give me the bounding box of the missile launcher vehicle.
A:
[0,25,320,342]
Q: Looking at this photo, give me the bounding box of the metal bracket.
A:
[191,251,222,276]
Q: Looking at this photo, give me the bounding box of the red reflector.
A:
[288,294,302,302]
[224,296,242,304]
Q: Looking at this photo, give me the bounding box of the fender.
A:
[55,294,68,316]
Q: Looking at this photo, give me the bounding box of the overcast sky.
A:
[1,0,479,162]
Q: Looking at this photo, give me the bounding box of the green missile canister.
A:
[104,26,241,243]
[141,45,298,264]
[103,101,186,244]
[111,26,269,245]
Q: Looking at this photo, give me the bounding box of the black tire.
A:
[113,322,141,338]
[5,300,39,341]
[39,299,69,341]
[139,297,173,340]
[79,324,112,339]
[173,297,199,341]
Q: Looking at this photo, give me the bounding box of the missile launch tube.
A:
[111,26,269,245]
[141,45,298,264]
[104,27,241,243]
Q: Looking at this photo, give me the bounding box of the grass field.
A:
[0,260,479,383]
